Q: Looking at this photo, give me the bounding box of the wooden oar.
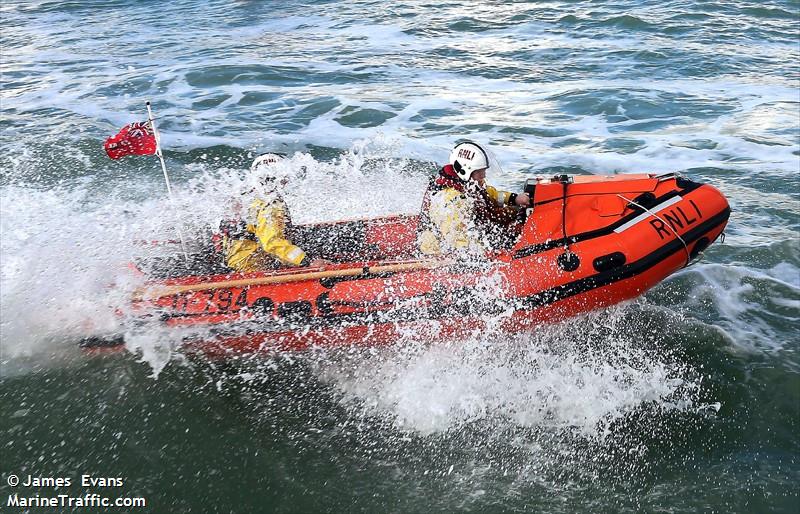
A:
[133,259,454,301]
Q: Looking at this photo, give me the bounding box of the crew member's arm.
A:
[253,203,309,267]
[485,185,530,207]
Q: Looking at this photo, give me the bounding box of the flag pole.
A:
[146,101,189,261]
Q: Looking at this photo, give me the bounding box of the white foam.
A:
[672,261,800,353]
[0,186,145,364]
[316,306,703,437]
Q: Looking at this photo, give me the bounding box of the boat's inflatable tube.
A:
[88,172,730,355]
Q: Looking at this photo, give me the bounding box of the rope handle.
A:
[617,194,691,266]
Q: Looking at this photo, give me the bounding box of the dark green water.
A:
[1,1,798,512]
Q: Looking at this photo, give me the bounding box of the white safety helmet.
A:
[250,153,286,189]
[449,141,490,181]
[251,153,285,174]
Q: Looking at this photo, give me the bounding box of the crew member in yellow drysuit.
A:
[418,141,531,256]
[222,153,316,271]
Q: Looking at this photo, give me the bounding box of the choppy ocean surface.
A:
[1,1,798,512]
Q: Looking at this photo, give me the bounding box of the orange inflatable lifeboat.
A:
[98,172,729,355]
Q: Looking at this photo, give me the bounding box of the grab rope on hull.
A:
[617,193,691,266]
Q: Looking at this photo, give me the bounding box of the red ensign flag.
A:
[104,121,157,159]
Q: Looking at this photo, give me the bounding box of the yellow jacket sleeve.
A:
[485,185,512,207]
[253,199,307,267]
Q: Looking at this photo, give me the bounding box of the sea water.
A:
[1,1,798,512]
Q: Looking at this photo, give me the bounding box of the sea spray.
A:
[0,186,143,361]
[314,304,707,438]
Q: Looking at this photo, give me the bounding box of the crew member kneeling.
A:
[418,141,530,256]
[221,153,317,272]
